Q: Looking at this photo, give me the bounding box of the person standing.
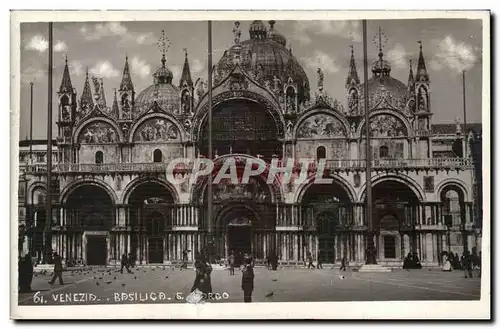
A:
[339,256,347,271]
[49,252,64,285]
[191,253,213,298]
[127,253,134,268]
[228,250,235,276]
[307,251,315,269]
[463,251,473,278]
[120,253,131,274]
[181,249,189,270]
[241,257,255,302]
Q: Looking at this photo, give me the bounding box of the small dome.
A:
[372,58,391,75]
[267,20,287,46]
[249,20,267,40]
[134,54,179,113]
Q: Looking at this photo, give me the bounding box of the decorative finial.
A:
[125,53,128,61]
[64,53,68,64]
[85,66,89,77]
[372,26,388,58]
[157,29,171,56]
[350,44,354,55]
[317,67,324,91]
[288,42,292,54]
[418,40,422,51]
[183,48,188,58]
[269,20,275,29]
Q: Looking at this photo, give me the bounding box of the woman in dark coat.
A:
[241,257,255,302]
[191,254,213,296]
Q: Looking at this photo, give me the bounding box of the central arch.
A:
[128,181,175,264]
[198,99,282,160]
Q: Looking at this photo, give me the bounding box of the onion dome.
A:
[267,20,286,46]
[135,54,179,113]
[249,20,267,40]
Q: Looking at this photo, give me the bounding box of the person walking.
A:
[120,253,131,274]
[317,249,323,269]
[49,252,64,285]
[127,253,134,268]
[228,250,235,276]
[241,257,255,302]
[191,253,213,298]
[463,251,473,278]
[307,251,315,269]
[339,256,347,272]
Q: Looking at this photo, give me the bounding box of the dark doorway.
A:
[148,238,164,264]
[228,224,252,266]
[384,235,396,259]
[316,212,337,263]
[86,236,107,265]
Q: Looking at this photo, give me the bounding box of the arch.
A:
[316,146,326,160]
[32,186,47,206]
[153,149,163,163]
[294,108,350,139]
[435,179,470,202]
[356,109,412,138]
[73,117,124,144]
[358,174,425,202]
[190,154,284,204]
[59,178,118,204]
[128,112,185,143]
[193,90,285,141]
[27,182,47,205]
[95,150,104,164]
[215,203,261,230]
[295,174,356,204]
[121,176,179,204]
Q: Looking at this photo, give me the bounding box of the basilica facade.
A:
[19,21,482,267]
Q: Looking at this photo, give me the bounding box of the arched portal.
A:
[65,185,115,265]
[302,182,352,263]
[372,180,420,264]
[128,181,174,264]
[440,184,467,255]
[199,99,281,160]
[219,205,255,266]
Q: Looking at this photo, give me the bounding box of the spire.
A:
[407,60,415,91]
[99,78,107,108]
[80,67,93,108]
[346,45,360,86]
[119,55,134,92]
[416,41,429,82]
[59,54,73,93]
[179,48,193,88]
[112,88,119,115]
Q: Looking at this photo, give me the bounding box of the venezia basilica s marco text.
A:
[18,21,482,268]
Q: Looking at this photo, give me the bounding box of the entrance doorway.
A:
[228,224,252,266]
[383,235,396,259]
[148,238,164,264]
[86,236,107,265]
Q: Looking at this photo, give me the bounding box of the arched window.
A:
[95,151,104,164]
[153,149,163,163]
[316,146,326,160]
[379,146,389,158]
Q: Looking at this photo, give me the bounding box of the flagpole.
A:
[207,20,213,261]
[462,70,467,156]
[362,19,375,265]
[29,82,33,165]
[44,22,53,264]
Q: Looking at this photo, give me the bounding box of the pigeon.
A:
[98,277,103,280]
[339,275,346,280]
[96,282,100,286]
[121,284,125,287]
[272,279,278,282]
[134,276,137,280]
[114,277,116,280]
[165,276,169,279]
[106,281,112,284]
[265,292,274,298]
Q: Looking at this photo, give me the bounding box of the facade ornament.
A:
[273,75,281,92]
[286,120,293,139]
[348,88,359,114]
[351,121,357,135]
[233,21,241,45]
[317,68,324,92]
[196,79,205,102]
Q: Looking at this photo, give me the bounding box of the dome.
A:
[135,54,179,113]
[216,21,310,103]
[359,53,407,110]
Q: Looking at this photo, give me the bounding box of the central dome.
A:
[135,54,180,114]
[216,20,310,103]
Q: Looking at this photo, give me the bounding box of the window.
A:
[95,151,103,164]
[36,154,45,163]
[379,146,389,158]
[153,149,163,163]
[316,146,326,160]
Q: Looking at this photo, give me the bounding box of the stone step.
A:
[358,264,392,272]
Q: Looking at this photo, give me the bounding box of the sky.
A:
[18,19,483,139]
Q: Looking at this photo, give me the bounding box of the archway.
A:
[440,184,467,255]
[302,182,352,263]
[199,99,281,160]
[220,205,255,266]
[372,180,420,263]
[65,185,115,265]
[128,181,174,264]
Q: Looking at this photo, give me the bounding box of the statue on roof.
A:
[233,21,241,45]
[317,68,324,92]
